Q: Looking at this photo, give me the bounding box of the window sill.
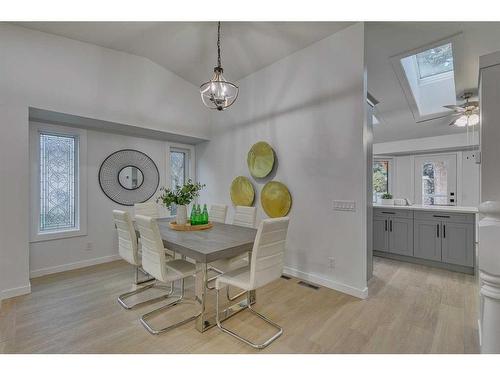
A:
[30,228,87,243]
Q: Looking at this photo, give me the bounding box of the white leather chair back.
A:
[233,206,257,228]
[210,204,228,224]
[135,215,168,282]
[249,217,289,290]
[113,210,140,266]
[134,201,159,219]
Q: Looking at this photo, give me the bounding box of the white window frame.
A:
[165,142,196,215]
[373,157,394,203]
[414,153,458,206]
[390,33,463,123]
[30,122,88,242]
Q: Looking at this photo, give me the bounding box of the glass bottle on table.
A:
[190,204,196,225]
[194,204,201,225]
[202,204,208,224]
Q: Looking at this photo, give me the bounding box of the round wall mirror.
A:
[118,166,144,190]
[99,149,159,206]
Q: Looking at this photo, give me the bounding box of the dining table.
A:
[136,217,257,332]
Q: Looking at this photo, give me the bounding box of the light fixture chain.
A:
[217,21,221,68]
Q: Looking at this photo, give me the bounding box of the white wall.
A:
[373,133,479,155]
[198,23,368,298]
[28,125,170,277]
[0,24,208,299]
[377,151,480,207]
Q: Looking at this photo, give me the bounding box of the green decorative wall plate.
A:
[230,176,255,206]
[261,181,292,218]
[247,141,275,178]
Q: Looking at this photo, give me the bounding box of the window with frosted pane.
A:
[170,150,188,215]
[416,43,454,79]
[39,133,78,232]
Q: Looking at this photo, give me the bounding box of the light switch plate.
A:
[333,200,356,211]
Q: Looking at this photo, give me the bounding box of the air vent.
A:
[298,281,320,290]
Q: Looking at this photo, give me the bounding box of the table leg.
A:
[194,261,256,333]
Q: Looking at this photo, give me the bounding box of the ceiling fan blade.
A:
[443,105,466,112]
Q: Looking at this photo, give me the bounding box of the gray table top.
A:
[150,218,257,263]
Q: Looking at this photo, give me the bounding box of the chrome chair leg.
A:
[216,289,283,349]
[118,281,174,310]
[139,278,199,335]
[134,266,155,285]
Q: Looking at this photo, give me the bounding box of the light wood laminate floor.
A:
[0,257,479,353]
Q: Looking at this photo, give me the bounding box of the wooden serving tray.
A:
[169,221,214,231]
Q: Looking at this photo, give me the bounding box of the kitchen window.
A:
[373,158,393,203]
[414,154,457,206]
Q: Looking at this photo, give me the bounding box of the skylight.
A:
[397,41,457,119]
[415,43,454,79]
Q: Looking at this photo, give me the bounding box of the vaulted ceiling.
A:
[13,21,353,86]
[367,22,500,143]
[12,21,500,144]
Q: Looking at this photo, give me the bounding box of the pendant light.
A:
[200,22,239,111]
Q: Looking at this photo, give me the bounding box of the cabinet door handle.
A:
[385,220,387,231]
[390,220,393,232]
[433,215,450,218]
[382,212,395,215]
[437,224,440,238]
[443,224,446,239]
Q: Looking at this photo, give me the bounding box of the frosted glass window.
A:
[170,149,189,215]
[415,43,454,79]
[39,133,78,232]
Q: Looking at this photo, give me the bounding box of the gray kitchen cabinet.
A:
[373,216,389,252]
[441,222,474,267]
[388,217,413,256]
[374,208,476,274]
[414,219,442,261]
[373,209,413,256]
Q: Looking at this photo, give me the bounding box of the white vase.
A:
[176,205,188,225]
[380,198,394,205]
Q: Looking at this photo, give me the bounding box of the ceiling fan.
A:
[443,92,479,127]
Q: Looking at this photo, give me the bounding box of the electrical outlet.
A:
[85,242,93,251]
[328,257,335,269]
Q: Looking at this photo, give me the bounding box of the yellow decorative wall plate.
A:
[261,181,292,218]
[230,176,255,206]
[247,141,275,178]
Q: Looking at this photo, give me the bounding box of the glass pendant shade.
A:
[200,22,238,111]
[200,67,239,111]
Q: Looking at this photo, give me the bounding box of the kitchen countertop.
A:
[373,204,478,214]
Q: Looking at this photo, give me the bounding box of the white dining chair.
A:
[135,214,199,335]
[113,210,173,309]
[215,217,290,349]
[233,205,257,228]
[207,205,255,289]
[209,204,228,224]
[134,201,159,219]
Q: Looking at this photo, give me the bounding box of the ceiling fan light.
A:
[453,116,468,127]
[468,113,480,126]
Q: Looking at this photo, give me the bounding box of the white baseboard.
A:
[0,283,32,301]
[30,254,121,278]
[283,266,368,299]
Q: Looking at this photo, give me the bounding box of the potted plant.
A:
[156,179,205,225]
[380,193,394,206]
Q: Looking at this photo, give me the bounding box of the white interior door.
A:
[414,154,457,206]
